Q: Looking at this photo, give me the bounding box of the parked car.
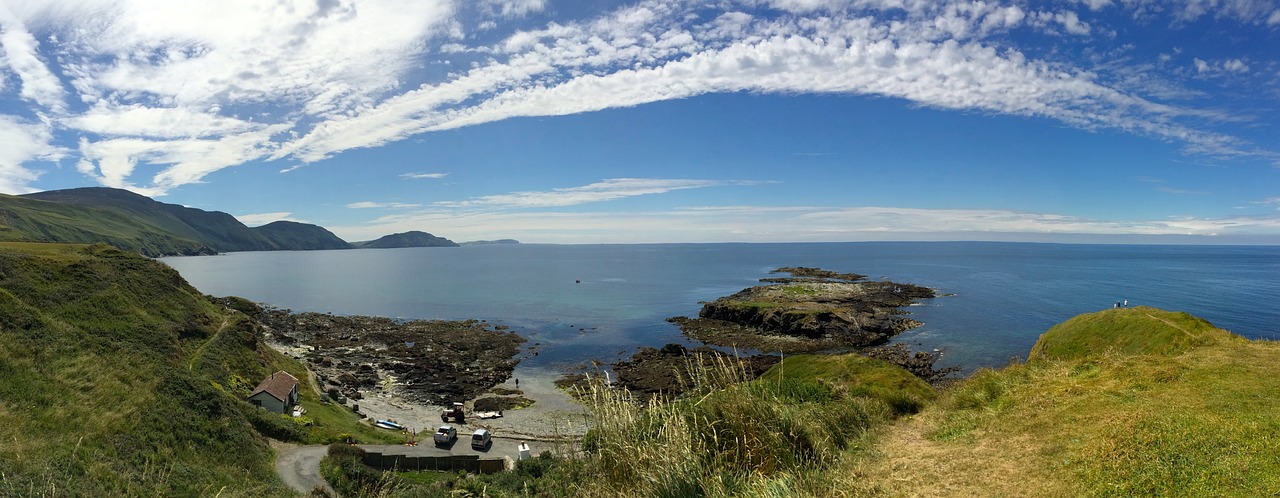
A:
[433,425,457,446]
[470,429,491,450]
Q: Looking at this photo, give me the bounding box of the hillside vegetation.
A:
[1028,305,1232,360]
[839,306,1280,496]
[355,230,459,248]
[0,194,212,256]
[4,188,351,256]
[0,242,390,496]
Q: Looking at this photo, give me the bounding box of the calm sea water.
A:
[159,242,1280,373]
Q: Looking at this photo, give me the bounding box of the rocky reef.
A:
[670,267,936,353]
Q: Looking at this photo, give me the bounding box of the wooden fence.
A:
[361,452,507,474]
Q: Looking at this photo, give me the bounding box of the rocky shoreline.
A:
[221,265,949,434]
[231,300,524,406]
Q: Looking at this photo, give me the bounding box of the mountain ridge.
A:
[3,187,463,256]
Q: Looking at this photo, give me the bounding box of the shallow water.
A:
[161,242,1280,373]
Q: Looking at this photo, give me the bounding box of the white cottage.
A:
[248,371,299,414]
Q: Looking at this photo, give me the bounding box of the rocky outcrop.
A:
[671,267,936,353]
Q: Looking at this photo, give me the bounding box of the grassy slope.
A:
[760,353,936,405]
[0,242,392,496]
[20,188,275,253]
[1029,306,1231,360]
[0,195,210,256]
[840,307,1280,497]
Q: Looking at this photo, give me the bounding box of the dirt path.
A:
[272,441,333,495]
[1144,311,1196,338]
[187,317,231,371]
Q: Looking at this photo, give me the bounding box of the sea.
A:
[159,242,1280,375]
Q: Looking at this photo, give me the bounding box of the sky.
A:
[1,0,1278,244]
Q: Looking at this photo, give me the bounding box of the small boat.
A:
[374,419,406,430]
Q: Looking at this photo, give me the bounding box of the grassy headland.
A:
[338,306,1280,497]
[0,242,394,497]
[841,306,1280,496]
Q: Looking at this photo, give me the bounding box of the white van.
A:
[470,429,491,450]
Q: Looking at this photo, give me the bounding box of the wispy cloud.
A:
[330,204,1280,244]
[437,178,760,208]
[235,212,305,226]
[1155,186,1210,195]
[401,172,449,179]
[348,201,422,209]
[1,0,1277,194]
[0,116,63,193]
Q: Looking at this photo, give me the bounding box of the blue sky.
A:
[1,0,1278,244]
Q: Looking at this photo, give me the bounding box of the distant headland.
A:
[0,187,497,256]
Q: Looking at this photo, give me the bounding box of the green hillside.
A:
[9,188,354,256]
[1028,306,1233,360]
[355,230,458,248]
[253,221,351,251]
[837,308,1280,497]
[0,242,386,496]
[0,194,213,256]
[759,353,936,407]
[22,187,276,252]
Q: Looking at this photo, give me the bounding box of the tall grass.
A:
[568,353,893,497]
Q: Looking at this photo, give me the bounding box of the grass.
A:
[838,311,1280,497]
[0,197,211,256]
[1028,306,1232,360]
[759,353,936,412]
[0,242,396,496]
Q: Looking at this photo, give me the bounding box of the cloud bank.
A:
[1,0,1276,194]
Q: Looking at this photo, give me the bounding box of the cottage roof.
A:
[249,371,298,403]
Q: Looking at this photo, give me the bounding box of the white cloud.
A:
[1076,0,1113,11]
[76,124,288,195]
[1030,10,1092,35]
[0,0,1275,194]
[1160,0,1280,24]
[2,0,456,194]
[0,6,66,113]
[329,204,1280,244]
[0,116,63,193]
[347,201,422,209]
[401,172,449,179]
[481,0,545,18]
[275,1,1255,164]
[235,211,304,226]
[63,104,265,139]
[438,178,758,208]
[1193,57,1251,77]
[1222,58,1249,73]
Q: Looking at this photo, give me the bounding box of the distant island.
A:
[460,239,520,246]
[353,230,459,248]
[0,187,473,256]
